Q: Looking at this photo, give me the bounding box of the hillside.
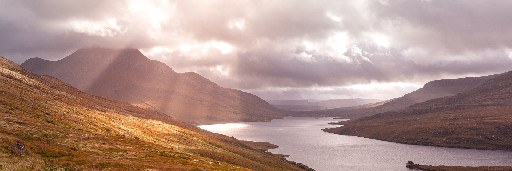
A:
[295,74,497,119]
[324,71,512,151]
[269,98,381,111]
[0,56,309,170]
[22,48,283,125]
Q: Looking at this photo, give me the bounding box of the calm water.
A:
[199,117,512,171]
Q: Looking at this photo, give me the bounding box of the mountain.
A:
[295,74,498,118]
[324,71,512,151]
[0,56,309,170]
[22,48,283,124]
[269,98,381,111]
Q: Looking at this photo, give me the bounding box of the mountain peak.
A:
[63,47,147,63]
[22,48,283,124]
[21,56,47,65]
[75,47,140,53]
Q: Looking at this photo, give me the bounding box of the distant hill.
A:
[269,98,381,111]
[0,56,308,170]
[325,71,512,151]
[22,48,283,124]
[295,74,498,118]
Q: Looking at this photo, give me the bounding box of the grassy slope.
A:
[0,56,307,170]
[325,71,512,151]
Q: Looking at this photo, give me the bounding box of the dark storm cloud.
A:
[1,0,512,99]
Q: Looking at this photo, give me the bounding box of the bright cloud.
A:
[210,65,230,76]
[327,32,352,63]
[69,18,125,37]
[127,0,173,29]
[368,33,390,48]
[211,41,233,54]
[228,19,246,30]
[326,12,342,22]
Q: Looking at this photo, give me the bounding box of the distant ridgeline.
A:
[22,48,284,125]
[268,99,381,111]
[294,74,499,119]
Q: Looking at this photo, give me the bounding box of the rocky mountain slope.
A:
[22,48,283,124]
[295,74,498,119]
[324,71,512,151]
[0,56,309,170]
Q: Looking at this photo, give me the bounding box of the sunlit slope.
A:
[297,74,497,119]
[0,56,307,170]
[325,71,512,151]
[22,48,283,125]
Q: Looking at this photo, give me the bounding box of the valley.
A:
[15,47,512,169]
[3,1,512,170]
[11,47,512,170]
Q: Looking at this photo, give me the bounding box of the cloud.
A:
[1,0,512,100]
[369,0,512,55]
[248,82,421,100]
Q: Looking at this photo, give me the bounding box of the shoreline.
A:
[406,161,512,170]
[322,123,512,151]
[199,122,315,170]
[200,117,510,168]
[239,140,314,171]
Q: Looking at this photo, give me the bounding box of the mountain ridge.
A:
[294,74,499,119]
[22,48,283,124]
[324,71,512,151]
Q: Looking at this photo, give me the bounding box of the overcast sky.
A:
[1,0,512,100]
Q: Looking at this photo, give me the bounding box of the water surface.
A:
[199,117,512,171]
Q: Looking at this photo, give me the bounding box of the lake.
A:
[199,117,512,171]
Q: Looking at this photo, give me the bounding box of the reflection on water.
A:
[199,117,512,171]
[198,123,247,132]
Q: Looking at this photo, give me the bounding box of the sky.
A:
[1,0,512,100]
